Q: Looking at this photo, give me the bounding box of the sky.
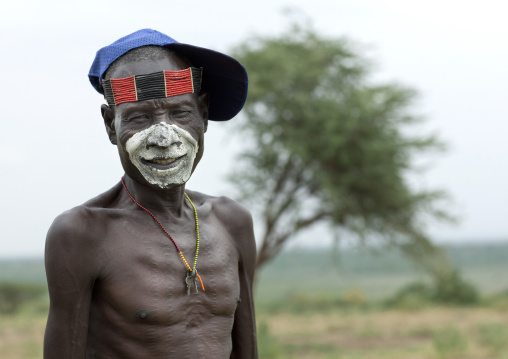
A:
[0,0,507,257]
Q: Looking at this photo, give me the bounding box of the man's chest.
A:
[90,215,241,326]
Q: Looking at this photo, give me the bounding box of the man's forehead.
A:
[108,52,189,80]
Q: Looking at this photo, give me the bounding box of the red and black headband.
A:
[102,67,202,106]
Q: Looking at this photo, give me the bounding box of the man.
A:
[44,29,257,358]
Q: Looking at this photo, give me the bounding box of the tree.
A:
[229,20,455,278]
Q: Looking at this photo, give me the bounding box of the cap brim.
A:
[167,43,248,121]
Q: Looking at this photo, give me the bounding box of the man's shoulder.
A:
[192,191,257,269]
[188,191,255,253]
[188,190,253,224]
[46,205,98,253]
[212,195,252,219]
[46,182,123,251]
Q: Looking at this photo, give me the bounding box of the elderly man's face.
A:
[103,53,208,189]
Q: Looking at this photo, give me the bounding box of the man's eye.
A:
[172,110,191,117]
[127,114,150,121]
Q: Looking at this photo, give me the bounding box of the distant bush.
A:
[0,282,46,314]
[386,282,434,310]
[284,292,339,313]
[268,289,370,314]
[433,270,479,305]
[387,271,480,309]
[340,288,368,308]
[484,289,508,310]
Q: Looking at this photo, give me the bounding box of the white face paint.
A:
[125,122,199,189]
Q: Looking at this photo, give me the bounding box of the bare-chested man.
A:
[44,29,257,358]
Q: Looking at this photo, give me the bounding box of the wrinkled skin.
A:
[44,53,258,359]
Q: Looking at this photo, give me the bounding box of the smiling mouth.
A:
[142,155,186,170]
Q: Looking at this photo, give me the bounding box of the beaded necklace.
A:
[121,178,205,295]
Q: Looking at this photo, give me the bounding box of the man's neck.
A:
[121,174,188,217]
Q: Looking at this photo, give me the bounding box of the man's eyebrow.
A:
[173,99,198,108]
[119,103,150,114]
[153,98,197,109]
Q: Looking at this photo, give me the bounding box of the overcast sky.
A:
[0,0,507,257]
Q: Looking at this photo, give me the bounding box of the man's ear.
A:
[198,92,210,133]
[101,104,117,145]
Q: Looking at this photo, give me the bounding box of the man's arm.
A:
[44,208,98,359]
[226,202,258,359]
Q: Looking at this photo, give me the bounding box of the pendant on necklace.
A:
[185,269,199,295]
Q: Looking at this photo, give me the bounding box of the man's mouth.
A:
[141,155,186,170]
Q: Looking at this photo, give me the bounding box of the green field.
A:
[256,242,508,303]
[1,242,508,358]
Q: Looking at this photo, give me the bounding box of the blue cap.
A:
[89,29,248,121]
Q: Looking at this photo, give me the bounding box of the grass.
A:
[6,305,505,359]
[432,326,468,358]
[3,296,508,358]
[0,313,45,359]
[257,306,508,359]
[2,242,508,358]
[477,322,508,356]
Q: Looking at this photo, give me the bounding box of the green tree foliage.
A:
[230,20,454,276]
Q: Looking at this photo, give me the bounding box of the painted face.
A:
[125,121,199,189]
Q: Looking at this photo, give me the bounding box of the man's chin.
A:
[155,179,188,189]
[140,171,192,190]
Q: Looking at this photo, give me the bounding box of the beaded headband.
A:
[102,67,202,106]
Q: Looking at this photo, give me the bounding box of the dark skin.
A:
[44,53,258,358]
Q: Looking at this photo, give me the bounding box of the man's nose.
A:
[146,124,182,149]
